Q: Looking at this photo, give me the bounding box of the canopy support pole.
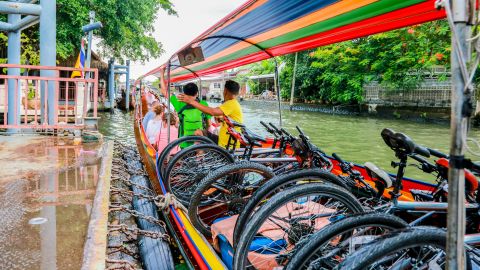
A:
[290,52,298,107]
[166,61,171,144]
[274,60,282,127]
[447,0,471,268]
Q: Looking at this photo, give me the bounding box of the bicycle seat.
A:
[364,162,393,188]
[381,128,430,157]
[224,116,245,128]
[242,127,267,143]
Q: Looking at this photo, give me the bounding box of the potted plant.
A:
[22,83,40,109]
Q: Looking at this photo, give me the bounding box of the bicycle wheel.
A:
[157,136,214,180]
[286,212,408,270]
[233,183,364,270]
[188,161,274,237]
[233,169,347,247]
[164,144,234,205]
[337,227,447,270]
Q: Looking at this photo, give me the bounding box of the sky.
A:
[129,0,246,80]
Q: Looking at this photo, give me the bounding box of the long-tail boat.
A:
[133,1,457,269]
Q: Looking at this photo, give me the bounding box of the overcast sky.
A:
[129,0,246,79]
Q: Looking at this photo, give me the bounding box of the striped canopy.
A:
[145,0,445,82]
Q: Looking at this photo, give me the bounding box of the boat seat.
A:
[364,162,393,188]
[381,128,430,157]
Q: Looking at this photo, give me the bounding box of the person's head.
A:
[162,112,177,126]
[223,80,240,100]
[183,83,199,97]
[153,104,164,116]
[150,100,160,110]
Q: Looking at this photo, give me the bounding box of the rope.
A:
[154,193,188,214]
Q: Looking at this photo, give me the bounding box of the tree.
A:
[1,0,176,64]
[277,20,451,104]
[58,0,176,62]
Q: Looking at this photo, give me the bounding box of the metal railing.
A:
[0,64,99,131]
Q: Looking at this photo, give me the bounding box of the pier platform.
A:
[0,135,113,269]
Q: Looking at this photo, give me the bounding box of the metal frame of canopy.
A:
[162,34,284,144]
[141,1,480,268]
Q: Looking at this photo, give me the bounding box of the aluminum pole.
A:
[166,61,171,143]
[7,10,20,127]
[274,60,282,127]
[108,59,115,111]
[39,0,56,125]
[84,11,94,80]
[447,0,470,269]
[290,52,298,107]
[0,1,41,15]
[125,60,130,110]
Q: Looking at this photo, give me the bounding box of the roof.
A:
[145,0,445,82]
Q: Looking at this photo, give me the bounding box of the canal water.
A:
[98,103,480,181]
[0,136,104,270]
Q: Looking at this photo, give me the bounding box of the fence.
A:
[364,79,453,107]
[0,64,99,131]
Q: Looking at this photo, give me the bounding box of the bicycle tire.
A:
[233,169,347,246]
[157,136,214,180]
[337,226,446,270]
[188,161,274,237]
[164,144,234,205]
[233,183,364,270]
[286,212,408,270]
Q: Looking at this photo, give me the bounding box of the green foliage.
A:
[57,0,176,62]
[0,1,176,64]
[276,20,451,104]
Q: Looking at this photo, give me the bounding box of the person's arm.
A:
[177,94,223,116]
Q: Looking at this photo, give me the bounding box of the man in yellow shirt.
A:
[177,80,243,148]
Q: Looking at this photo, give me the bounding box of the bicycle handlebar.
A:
[296,126,305,136]
[260,121,276,135]
[332,153,345,164]
[268,122,282,134]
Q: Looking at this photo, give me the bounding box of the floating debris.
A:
[28,217,48,225]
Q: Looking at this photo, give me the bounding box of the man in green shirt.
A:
[170,83,211,148]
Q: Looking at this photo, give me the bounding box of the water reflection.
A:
[0,138,102,270]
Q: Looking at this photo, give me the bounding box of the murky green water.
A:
[98,104,480,181]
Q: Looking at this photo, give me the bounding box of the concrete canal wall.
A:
[240,98,452,124]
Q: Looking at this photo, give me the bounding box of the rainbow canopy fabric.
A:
[145,0,445,82]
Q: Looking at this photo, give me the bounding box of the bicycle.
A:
[337,226,480,270]
[232,128,480,269]
[164,121,333,205]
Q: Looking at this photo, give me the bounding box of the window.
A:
[213,82,221,89]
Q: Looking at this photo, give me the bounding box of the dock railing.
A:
[0,64,99,131]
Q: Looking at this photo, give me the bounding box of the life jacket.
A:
[177,100,208,137]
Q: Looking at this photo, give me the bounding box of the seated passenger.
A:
[143,100,160,130]
[156,112,179,150]
[178,80,243,149]
[145,104,164,144]
[170,83,211,148]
